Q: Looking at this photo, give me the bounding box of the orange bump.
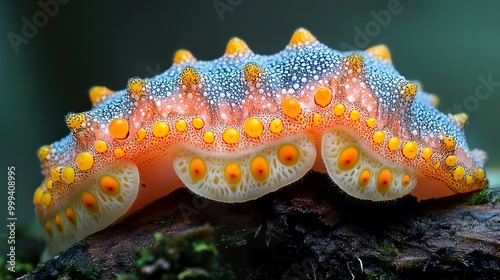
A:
[244,117,264,138]
[136,128,146,142]
[94,140,108,153]
[99,175,120,196]
[282,97,302,118]
[222,128,240,144]
[402,174,411,187]
[153,121,170,138]
[453,166,465,180]
[65,113,86,131]
[269,119,284,134]
[377,168,392,193]
[173,49,196,65]
[403,82,418,96]
[76,152,94,171]
[289,28,317,46]
[175,120,187,132]
[89,86,114,106]
[203,131,215,144]
[224,162,242,185]
[365,45,392,63]
[180,66,201,88]
[109,118,129,139]
[372,131,385,144]
[54,214,62,231]
[388,137,400,151]
[313,113,323,126]
[450,113,468,128]
[466,175,474,185]
[113,148,125,158]
[127,78,146,98]
[278,144,299,166]
[65,207,76,225]
[421,147,433,160]
[45,179,53,190]
[445,155,457,167]
[349,110,360,121]
[333,103,346,116]
[443,135,456,150]
[338,146,359,171]
[366,118,377,128]
[243,63,263,86]
[189,158,207,183]
[251,156,270,181]
[429,94,440,107]
[192,117,205,129]
[81,192,99,213]
[61,166,75,184]
[359,169,371,187]
[38,145,50,161]
[314,87,332,107]
[33,187,43,205]
[50,166,62,181]
[481,179,488,187]
[225,37,251,56]
[402,82,418,100]
[476,169,485,180]
[345,54,364,72]
[402,141,418,159]
[44,221,52,235]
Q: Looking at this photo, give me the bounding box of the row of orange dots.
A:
[34,172,122,236]
[187,143,300,193]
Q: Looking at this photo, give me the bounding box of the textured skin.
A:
[34,29,488,258]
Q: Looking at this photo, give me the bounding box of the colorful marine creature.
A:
[34,28,488,259]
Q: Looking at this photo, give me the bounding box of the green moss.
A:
[469,188,493,205]
[386,242,398,255]
[56,246,103,279]
[363,269,392,280]
[178,267,212,280]
[152,215,176,227]
[121,226,235,280]
[376,240,399,262]
[0,256,34,280]
[216,227,249,247]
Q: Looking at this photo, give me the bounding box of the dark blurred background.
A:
[1,0,499,250]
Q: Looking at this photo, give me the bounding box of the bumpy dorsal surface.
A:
[34,28,488,259]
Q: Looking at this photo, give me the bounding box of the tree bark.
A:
[20,172,500,279]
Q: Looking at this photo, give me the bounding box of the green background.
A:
[1,0,499,253]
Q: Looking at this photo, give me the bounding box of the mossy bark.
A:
[20,172,500,279]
